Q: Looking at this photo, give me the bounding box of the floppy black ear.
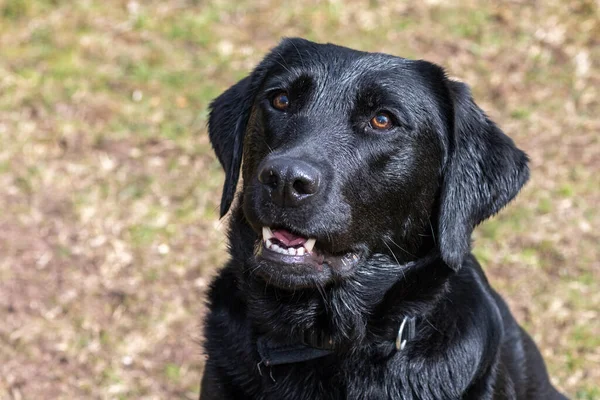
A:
[438,80,529,270]
[208,77,253,217]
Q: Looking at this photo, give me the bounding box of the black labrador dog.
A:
[200,38,567,400]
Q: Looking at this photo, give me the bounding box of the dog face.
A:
[209,38,528,289]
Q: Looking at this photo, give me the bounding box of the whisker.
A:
[384,241,407,282]
[274,51,293,74]
[316,280,329,311]
[262,138,274,154]
[428,218,437,246]
[387,237,416,258]
[290,40,305,68]
[424,317,442,334]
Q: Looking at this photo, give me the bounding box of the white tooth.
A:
[304,238,316,253]
[271,243,281,252]
[262,227,274,242]
[297,247,305,256]
[265,239,273,248]
[288,248,297,256]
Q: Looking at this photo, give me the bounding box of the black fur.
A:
[201,38,567,400]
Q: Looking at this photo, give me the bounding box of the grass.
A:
[0,0,598,398]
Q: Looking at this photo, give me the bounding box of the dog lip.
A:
[259,242,326,266]
[257,240,360,272]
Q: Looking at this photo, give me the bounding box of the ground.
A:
[0,0,598,399]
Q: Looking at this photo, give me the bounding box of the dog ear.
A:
[208,76,253,218]
[438,80,529,270]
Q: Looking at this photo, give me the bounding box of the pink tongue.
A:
[272,229,307,247]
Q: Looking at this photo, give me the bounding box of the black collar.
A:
[257,315,419,366]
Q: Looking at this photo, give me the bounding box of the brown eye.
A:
[370,113,393,130]
[272,92,290,110]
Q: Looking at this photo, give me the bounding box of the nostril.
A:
[259,167,280,188]
[293,179,309,195]
[265,171,279,188]
[291,174,318,196]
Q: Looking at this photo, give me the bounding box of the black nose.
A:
[258,158,321,207]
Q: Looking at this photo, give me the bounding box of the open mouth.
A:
[262,227,316,257]
[254,226,362,288]
[257,226,361,275]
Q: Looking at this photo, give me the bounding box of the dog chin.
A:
[253,257,334,289]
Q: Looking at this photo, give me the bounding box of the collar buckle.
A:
[395,316,417,351]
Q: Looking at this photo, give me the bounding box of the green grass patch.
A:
[536,197,553,214]
[510,108,531,120]
[431,7,492,41]
[163,12,221,46]
[557,184,575,198]
[1,0,30,19]
[164,363,181,382]
[128,224,161,247]
[572,324,600,349]
[576,386,600,400]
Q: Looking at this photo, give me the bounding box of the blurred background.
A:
[0,0,598,398]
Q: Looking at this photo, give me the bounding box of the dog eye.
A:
[370,113,393,130]
[271,92,290,111]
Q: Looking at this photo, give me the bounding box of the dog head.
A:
[208,38,528,289]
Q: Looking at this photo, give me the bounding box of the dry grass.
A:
[0,0,598,398]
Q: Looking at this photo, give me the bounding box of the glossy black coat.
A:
[201,38,567,400]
